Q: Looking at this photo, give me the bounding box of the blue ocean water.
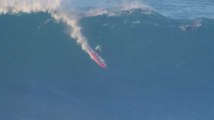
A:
[143,0,214,19]
[0,1,214,120]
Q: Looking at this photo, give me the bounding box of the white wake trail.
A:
[51,12,90,51]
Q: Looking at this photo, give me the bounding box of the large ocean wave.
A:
[0,0,214,69]
[1,1,214,120]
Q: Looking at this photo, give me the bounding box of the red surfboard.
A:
[87,47,107,69]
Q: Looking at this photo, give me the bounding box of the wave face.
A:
[1,5,214,120]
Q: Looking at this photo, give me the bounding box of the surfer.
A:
[88,47,107,69]
[95,45,102,52]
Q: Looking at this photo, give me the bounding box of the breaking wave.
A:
[0,0,151,68]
